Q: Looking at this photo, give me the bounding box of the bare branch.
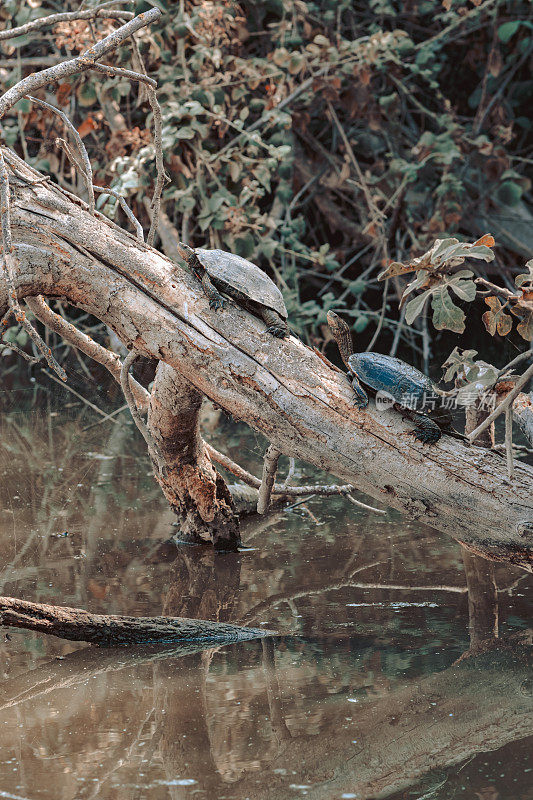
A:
[257,445,281,514]
[505,406,514,480]
[43,368,120,424]
[0,8,162,120]
[55,137,86,177]
[88,61,157,87]
[0,337,41,364]
[146,86,166,246]
[327,100,384,224]
[344,493,387,514]
[25,295,148,410]
[121,350,165,470]
[28,96,95,214]
[93,186,144,240]
[0,5,135,42]
[497,350,533,380]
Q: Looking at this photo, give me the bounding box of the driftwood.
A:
[2,147,532,564]
[0,596,273,646]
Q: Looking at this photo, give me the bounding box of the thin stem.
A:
[505,406,514,480]
[146,86,166,246]
[0,4,134,41]
[28,96,95,214]
[120,351,164,470]
[93,186,143,240]
[0,8,162,119]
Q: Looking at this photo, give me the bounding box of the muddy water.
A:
[0,405,531,800]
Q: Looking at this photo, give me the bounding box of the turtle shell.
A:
[348,352,433,405]
[195,248,288,320]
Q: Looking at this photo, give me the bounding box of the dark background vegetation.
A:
[1,0,532,402]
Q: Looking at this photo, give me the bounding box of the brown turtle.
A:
[177,243,289,338]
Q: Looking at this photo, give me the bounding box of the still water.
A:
[0,403,531,800]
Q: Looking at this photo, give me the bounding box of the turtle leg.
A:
[402,409,441,444]
[261,308,289,339]
[351,374,369,409]
[200,272,225,311]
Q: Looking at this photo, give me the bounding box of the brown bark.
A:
[3,147,533,565]
[148,362,240,549]
[0,596,272,646]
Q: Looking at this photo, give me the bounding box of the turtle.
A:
[327,310,452,444]
[177,243,289,339]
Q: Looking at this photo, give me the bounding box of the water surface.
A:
[0,405,531,800]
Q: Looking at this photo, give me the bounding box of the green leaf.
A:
[430,286,466,333]
[496,181,523,206]
[404,288,432,325]
[442,347,479,382]
[515,259,533,288]
[234,232,255,259]
[447,270,476,301]
[498,21,521,43]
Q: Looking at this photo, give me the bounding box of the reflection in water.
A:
[0,408,531,800]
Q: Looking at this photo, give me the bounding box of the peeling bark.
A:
[148,362,239,549]
[2,148,533,565]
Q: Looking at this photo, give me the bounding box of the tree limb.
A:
[0,8,162,120]
[3,147,532,566]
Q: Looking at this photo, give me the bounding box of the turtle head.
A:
[327,310,354,370]
[177,242,202,270]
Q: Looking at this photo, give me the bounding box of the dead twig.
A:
[0,4,134,41]
[326,100,384,225]
[0,336,41,364]
[89,62,156,87]
[414,0,499,52]
[146,86,166,246]
[505,406,514,480]
[344,492,387,514]
[93,186,144,240]
[28,96,95,214]
[42,368,118,422]
[0,8,162,120]
[120,350,164,470]
[25,296,148,409]
[496,350,533,380]
[257,445,281,514]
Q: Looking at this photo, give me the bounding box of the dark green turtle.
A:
[327,311,450,444]
[177,243,289,338]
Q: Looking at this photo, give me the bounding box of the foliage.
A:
[0,0,532,367]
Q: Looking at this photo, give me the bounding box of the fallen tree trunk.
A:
[0,596,272,646]
[3,147,533,565]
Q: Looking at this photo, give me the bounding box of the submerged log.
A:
[2,147,533,565]
[0,596,273,646]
